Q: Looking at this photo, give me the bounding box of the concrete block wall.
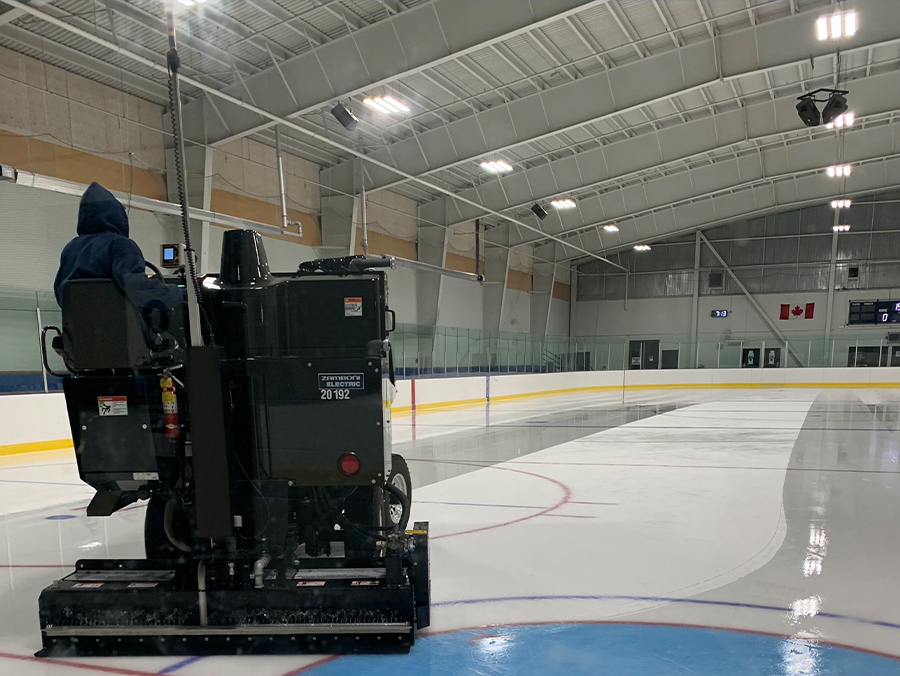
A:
[0,45,165,174]
[213,137,320,216]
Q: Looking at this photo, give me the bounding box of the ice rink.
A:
[2,387,900,675]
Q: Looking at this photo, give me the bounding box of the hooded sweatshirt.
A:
[54,182,184,312]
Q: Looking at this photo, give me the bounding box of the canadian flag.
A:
[780,302,815,320]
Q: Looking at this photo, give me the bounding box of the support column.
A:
[318,159,357,256]
[531,243,554,336]
[165,114,211,274]
[690,231,701,367]
[823,215,841,364]
[483,225,510,334]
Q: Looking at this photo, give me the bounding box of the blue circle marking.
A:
[304,624,900,675]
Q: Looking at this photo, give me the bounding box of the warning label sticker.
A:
[297,580,326,587]
[318,373,364,390]
[350,580,380,587]
[344,296,363,317]
[98,396,127,417]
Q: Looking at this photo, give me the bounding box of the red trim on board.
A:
[410,379,416,413]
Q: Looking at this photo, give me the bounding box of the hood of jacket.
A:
[76,182,129,237]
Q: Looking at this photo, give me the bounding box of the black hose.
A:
[165,27,201,303]
[382,481,410,532]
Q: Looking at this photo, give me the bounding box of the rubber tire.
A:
[385,454,412,527]
[143,496,191,561]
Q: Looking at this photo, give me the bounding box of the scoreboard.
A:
[848,300,900,325]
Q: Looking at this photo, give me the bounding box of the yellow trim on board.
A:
[390,380,900,417]
[0,438,73,457]
[7,380,900,455]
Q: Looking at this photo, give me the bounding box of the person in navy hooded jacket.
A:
[54,182,185,351]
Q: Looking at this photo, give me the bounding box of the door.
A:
[628,341,643,370]
[661,349,679,369]
[641,340,660,370]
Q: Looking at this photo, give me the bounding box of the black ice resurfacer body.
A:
[37,230,429,656]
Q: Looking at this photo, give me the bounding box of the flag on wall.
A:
[780,303,815,320]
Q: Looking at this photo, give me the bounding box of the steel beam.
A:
[322,4,900,195]
[4,0,628,271]
[510,122,900,253]
[0,23,170,102]
[105,1,261,75]
[700,233,802,367]
[418,69,900,231]
[0,6,25,26]
[178,0,595,147]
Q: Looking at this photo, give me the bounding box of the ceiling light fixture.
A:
[176,0,195,5]
[363,96,410,114]
[603,224,619,232]
[817,11,856,40]
[330,103,359,131]
[825,112,854,129]
[831,199,852,209]
[833,224,851,232]
[821,92,849,125]
[826,165,852,177]
[634,244,651,252]
[797,88,849,128]
[550,199,576,209]
[480,160,513,173]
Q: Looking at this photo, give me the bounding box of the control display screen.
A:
[160,244,181,269]
[710,310,729,318]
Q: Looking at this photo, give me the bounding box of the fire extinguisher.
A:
[160,373,179,440]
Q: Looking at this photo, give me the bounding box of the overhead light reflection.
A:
[790,595,822,619]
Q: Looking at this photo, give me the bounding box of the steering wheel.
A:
[145,260,164,280]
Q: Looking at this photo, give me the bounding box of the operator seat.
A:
[58,279,154,371]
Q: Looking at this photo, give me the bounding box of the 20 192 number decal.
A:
[320,388,350,400]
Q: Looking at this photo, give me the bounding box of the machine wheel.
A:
[144,496,192,560]
[385,454,411,527]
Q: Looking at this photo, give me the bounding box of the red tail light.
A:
[339,453,361,476]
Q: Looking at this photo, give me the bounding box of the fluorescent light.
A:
[603,224,619,232]
[845,11,856,36]
[831,13,842,38]
[826,112,854,129]
[819,12,856,40]
[634,244,651,252]
[831,199,851,209]
[363,98,393,114]
[833,224,850,232]
[550,199,576,209]
[480,160,512,173]
[827,165,852,177]
[177,0,195,5]
[363,96,409,115]
[381,96,410,113]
